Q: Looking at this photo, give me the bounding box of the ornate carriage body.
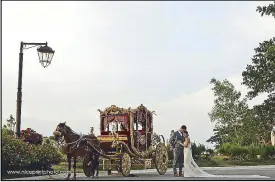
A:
[84,104,168,176]
[97,104,154,156]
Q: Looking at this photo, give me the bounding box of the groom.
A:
[170,125,186,177]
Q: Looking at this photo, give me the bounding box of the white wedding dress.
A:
[183,138,269,178]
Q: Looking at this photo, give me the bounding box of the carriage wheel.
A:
[119,152,131,177]
[83,156,93,177]
[155,143,168,175]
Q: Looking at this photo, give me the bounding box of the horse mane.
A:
[65,124,80,136]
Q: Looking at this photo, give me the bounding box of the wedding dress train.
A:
[183,142,269,178]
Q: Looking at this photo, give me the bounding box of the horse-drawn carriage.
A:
[83,104,168,177]
[53,104,168,179]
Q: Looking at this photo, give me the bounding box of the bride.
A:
[182,130,216,177]
[182,131,269,178]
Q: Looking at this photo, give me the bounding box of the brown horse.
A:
[53,122,101,180]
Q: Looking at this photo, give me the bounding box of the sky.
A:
[2,1,275,148]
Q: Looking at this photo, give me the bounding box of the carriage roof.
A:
[97,104,155,118]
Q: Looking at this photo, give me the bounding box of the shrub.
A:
[21,128,43,145]
[259,144,275,159]
[218,143,232,156]
[2,128,62,178]
[191,142,206,160]
[218,143,275,161]
[229,145,248,157]
[206,148,215,155]
[246,144,261,159]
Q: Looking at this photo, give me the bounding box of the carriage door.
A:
[146,112,153,148]
[133,109,151,151]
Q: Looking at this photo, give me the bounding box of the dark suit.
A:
[172,131,185,173]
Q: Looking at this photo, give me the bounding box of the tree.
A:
[208,78,251,145]
[207,77,273,145]
[256,2,275,18]
[208,3,275,147]
[242,2,275,98]
[242,37,275,98]
[206,128,222,148]
[250,93,275,143]
[6,115,16,132]
[242,2,275,137]
[191,142,206,160]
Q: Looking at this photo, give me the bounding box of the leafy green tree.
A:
[3,116,16,136]
[208,3,275,148]
[250,94,275,143]
[256,2,275,18]
[206,129,222,149]
[242,37,275,98]
[191,142,206,160]
[242,2,275,139]
[6,115,16,132]
[208,78,271,145]
[208,78,251,145]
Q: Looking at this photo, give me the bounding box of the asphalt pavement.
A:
[6,165,275,180]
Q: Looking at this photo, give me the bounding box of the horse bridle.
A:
[53,124,69,146]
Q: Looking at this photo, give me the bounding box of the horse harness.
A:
[65,135,100,153]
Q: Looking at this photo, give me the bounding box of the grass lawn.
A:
[53,162,84,173]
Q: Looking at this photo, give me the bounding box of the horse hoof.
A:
[65,177,70,180]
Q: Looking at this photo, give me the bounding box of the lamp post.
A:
[15,41,55,138]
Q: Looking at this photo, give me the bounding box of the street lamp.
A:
[15,41,55,138]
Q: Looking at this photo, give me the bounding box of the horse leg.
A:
[72,157,77,180]
[91,153,95,178]
[95,156,99,178]
[65,155,71,180]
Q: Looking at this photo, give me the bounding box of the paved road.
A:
[7,165,275,180]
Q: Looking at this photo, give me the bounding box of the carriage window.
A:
[138,123,142,130]
[118,122,125,131]
[134,122,143,131]
[103,115,128,132]
[108,122,116,132]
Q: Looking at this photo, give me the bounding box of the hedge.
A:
[218,143,275,160]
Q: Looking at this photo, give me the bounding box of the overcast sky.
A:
[2,1,274,148]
